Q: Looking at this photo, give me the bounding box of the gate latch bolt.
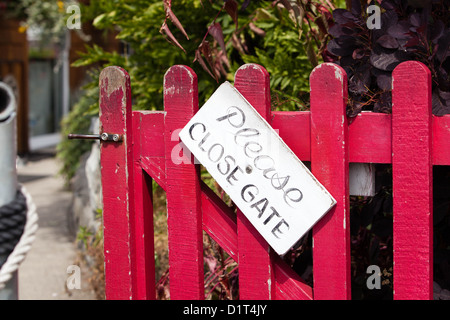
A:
[68,133,123,142]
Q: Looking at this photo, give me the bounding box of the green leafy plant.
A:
[57,84,99,183]
[60,0,342,181]
[72,0,342,111]
[162,0,340,110]
[74,0,224,111]
[239,2,332,110]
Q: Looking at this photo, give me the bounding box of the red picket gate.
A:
[99,61,450,300]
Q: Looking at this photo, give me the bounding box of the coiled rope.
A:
[0,185,38,289]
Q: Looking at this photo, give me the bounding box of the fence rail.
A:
[100,61,450,300]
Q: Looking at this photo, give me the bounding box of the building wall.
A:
[0,19,29,155]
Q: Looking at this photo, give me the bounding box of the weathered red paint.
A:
[234,64,275,300]
[131,112,156,300]
[392,61,433,300]
[310,63,351,300]
[100,61,444,300]
[163,65,204,299]
[99,66,134,300]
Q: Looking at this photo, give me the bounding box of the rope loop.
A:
[0,186,38,289]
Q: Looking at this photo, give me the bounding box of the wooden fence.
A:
[99,61,450,300]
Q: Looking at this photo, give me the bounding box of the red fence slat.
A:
[392,61,433,300]
[132,112,156,300]
[310,63,351,300]
[163,65,204,299]
[99,66,134,300]
[136,111,166,189]
[348,112,392,164]
[271,112,311,161]
[133,111,450,168]
[201,181,238,261]
[432,115,450,166]
[234,64,275,300]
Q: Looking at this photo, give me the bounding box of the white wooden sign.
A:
[179,82,336,255]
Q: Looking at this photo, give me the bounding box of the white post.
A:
[0,81,19,299]
[349,163,376,197]
[0,82,18,206]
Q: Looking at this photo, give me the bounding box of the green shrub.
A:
[59,0,342,181]
[57,85,99,183]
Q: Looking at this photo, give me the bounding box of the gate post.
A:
[310,63,351,300]
[99,66,134,299]
[392,61,433,300]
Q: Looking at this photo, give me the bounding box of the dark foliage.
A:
[349,164,450,299]
[325,0,450,116]
[433,166,450,293]
[350,165,394,299]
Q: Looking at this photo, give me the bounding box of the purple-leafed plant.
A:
[325,0,449,116]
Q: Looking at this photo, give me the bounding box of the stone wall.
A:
[68,118,102,238]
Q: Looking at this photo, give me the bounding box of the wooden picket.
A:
[392,62,433,300]
[100,61,449,300]
[99,66,133,300]
[234,65,274,300]
[310,64,350,300]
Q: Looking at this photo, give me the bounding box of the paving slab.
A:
[16,149,98,300]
